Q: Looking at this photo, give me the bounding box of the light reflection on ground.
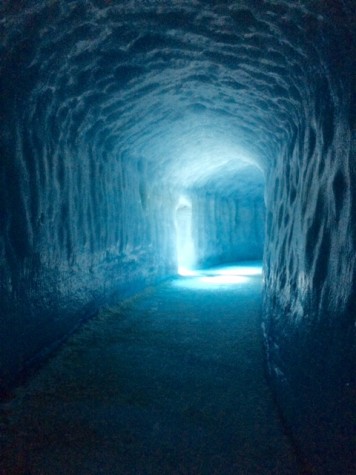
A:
[175,262,263,289]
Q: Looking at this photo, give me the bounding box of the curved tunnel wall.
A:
[263,77,355,469]
[191,168,266,268]
[0,1,355,471]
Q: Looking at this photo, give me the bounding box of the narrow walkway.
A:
[1,263,299,474]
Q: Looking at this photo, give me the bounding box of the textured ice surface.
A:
[0,1,355,471]
[0,267,299,474]
[192,171,265,267]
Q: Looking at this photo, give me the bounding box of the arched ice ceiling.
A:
[0,0,351,193]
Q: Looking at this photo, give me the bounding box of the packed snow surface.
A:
[0,263,299,474]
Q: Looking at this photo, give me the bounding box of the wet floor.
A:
[0,263,299,474]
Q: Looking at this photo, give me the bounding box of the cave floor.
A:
[0,262,299,475]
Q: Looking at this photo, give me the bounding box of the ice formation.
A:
[0,1,354,471]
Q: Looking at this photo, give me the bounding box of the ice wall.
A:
[0,137,176,386]
[191,167,265,268]
[0,1,354,471]
[261,7,355,471]
[263,78,355,471]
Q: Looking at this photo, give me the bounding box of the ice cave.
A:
[0,1,354,473]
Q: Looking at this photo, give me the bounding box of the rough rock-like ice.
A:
[0,1,354,471]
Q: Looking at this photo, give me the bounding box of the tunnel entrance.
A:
[175,196,195,275]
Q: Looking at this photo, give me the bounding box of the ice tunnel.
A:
[0,1,354,472]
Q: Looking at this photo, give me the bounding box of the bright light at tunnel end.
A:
[178,266,199,277]
[176,263,263,289]
[200,274,249,284]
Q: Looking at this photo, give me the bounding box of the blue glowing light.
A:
[175,196,195,271]
[199,274,249,284]
[178,266,198,276]
[175,263,263,289]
